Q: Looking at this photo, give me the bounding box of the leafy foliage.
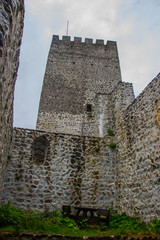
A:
[109,213,147,235]
[108,129,115,136]
[0,202,159,237]
[147,219,160,234]
[109,142,116,149]
[0,201,26,230]
[77,218,89,229]
[0,202,79,234]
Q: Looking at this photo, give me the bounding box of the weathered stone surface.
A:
[36,36,125,137]
[0,127,117,210]
[0,12,159,226]
[116,73,160,222]
[0,0,24,191]
[1,75,159,223]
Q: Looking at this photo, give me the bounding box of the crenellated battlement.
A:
[52,35,116,46]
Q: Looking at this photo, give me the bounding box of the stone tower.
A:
[36,35,122,137]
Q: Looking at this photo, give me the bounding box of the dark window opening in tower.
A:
[86,104,92,112]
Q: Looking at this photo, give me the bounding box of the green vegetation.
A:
[95,145,100,152]
[108,129,115,136]
[109,142,116,149]
[0,202,159,237]
[109,213,148,236]
[0,202,79,236]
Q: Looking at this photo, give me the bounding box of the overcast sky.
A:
[14,0,160,129]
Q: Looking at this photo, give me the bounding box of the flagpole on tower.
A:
[66,21,69,36]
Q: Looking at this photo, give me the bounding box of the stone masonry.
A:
[0,0,24,191]
[36,36,123,137]
[0,127,117,211]
[116,73,160,221]
[0,6,159,223]
[1,73,159,222]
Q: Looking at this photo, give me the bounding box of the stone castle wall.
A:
[36,35,122,136]
[93,81,135,137]
[0,0,24,191]
[1,69,159,224]
[116,73,160,222]
[0,4,159,223]
[0,127,117,211]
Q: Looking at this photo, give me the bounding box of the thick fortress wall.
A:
[0,0,24,192]
[0,72,159,222]
[0,127,117,211]
[36,35,122,136]
[116,73,160,221]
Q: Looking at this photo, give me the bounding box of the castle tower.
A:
[36,35,122,136]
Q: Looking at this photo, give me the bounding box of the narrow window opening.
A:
[32,136,49,164]
[86,104,92,113]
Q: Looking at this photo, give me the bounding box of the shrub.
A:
[108,129,115,136]
[109,142,116,149]
[0,202,79,233]
[0,201,26,230]
[147,219,160,234]
[109,213,147,235]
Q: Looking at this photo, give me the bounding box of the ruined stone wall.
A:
[37,35,122,136]
[116,73,160,222]
[0,127,117,211]
[95,82,135,138]
[0,0,24,191]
